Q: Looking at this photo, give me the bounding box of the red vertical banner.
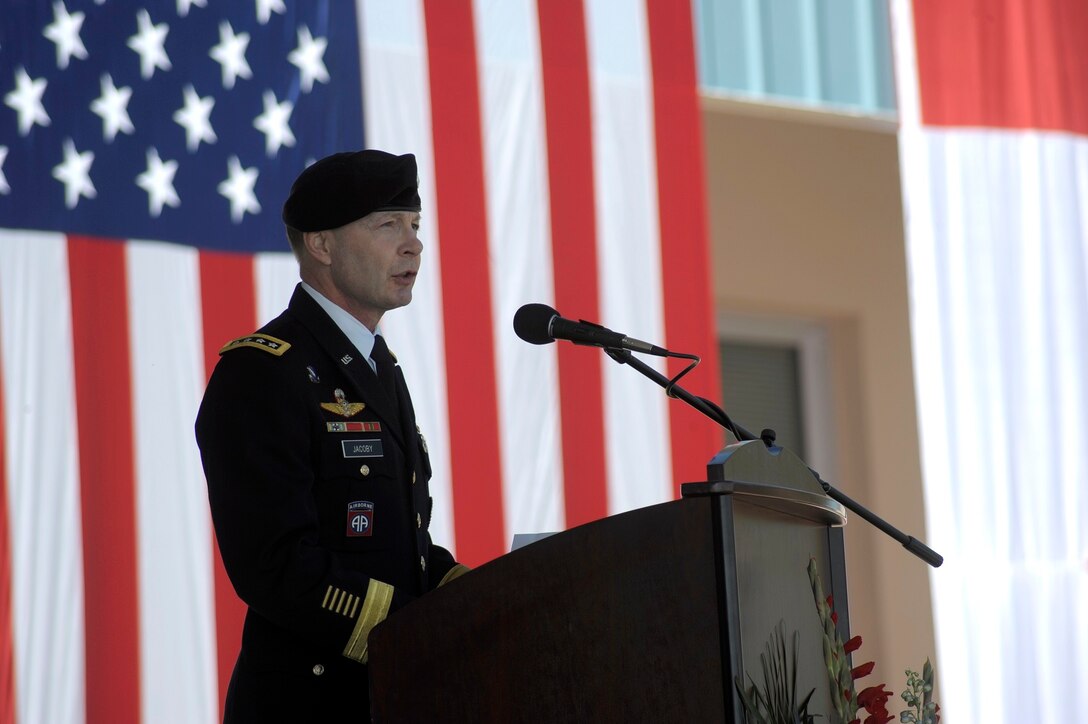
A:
[646,0,724,493]
[912,0,1088,134]
[0,308,15,724]
[423,0,507,565]
[197,250,257,720]
[537,0,610,527]
[67,237,141,724]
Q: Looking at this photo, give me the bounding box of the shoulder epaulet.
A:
[219,334,292,356]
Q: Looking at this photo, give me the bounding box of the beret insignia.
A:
[219,334,292,356]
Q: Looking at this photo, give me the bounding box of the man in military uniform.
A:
[196,150,468,722]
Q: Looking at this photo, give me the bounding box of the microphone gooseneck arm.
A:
[603,349,750,442]
[810,473,944,567]
[602,348,943,568]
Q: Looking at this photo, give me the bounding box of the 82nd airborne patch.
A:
[346,501,374,537]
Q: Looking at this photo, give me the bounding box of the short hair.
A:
[285,225,305,259]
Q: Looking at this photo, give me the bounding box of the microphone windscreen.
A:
[513,303,559,345]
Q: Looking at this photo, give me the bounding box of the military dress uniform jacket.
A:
[196,285,463,722]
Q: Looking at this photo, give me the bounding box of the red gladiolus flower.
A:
[857,684,890,707]
[844,635,863,653]
[857,684,894,724]
[826,595,840,623]
[851,661,875,679]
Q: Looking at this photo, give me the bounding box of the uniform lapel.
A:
[287,286,408,452]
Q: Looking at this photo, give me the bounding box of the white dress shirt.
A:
[300,281,381,373]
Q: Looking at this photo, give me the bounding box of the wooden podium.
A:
[369,440,849,722]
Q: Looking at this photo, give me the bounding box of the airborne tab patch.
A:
[219,334,291,356]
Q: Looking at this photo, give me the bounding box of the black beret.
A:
[281,150,421,232]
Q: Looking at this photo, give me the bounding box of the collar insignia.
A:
[320,388,366,418]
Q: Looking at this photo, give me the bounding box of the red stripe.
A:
[198,250,256,720]
[913,0,1088,135]
[537,0,610,528]
[423,0,507,565]
[67,237,141,724]
[646,0,725,495]
[0,318,15,724]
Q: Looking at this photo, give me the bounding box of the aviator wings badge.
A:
[320,388,366,418]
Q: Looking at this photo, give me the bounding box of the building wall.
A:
[701,96,938,686]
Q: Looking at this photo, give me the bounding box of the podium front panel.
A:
[369,498,729,722]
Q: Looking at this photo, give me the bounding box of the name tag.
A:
[342,439,384,458]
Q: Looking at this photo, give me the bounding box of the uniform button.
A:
[312,664,325,676]
[359,464,370,476]
[416,513,422,529]
[412,471,416,484]
[420,556,426,571]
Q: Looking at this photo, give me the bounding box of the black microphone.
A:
[512,303,668,356]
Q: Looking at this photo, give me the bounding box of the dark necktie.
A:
[371,334,412,442]
[370,334,399,400]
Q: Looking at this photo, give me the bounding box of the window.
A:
[695,0,897,115]
[717,314,838,481]
[720,340,807,458]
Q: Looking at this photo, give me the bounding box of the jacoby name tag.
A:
[342,439,384,458]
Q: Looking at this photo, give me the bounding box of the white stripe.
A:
[127,240,216,724]
[900,122,1088,719]
[0,233,86,724]
[475,0,565,539]
[889,0,922,130]
[254,252,299,326]
[359,0,456,553]
[586,0,672,513]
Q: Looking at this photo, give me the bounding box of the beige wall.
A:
[701,97,938,685]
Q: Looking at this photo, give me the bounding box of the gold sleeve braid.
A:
[342,579,394,664]
[437,563,470,587]
[321,584,362,620]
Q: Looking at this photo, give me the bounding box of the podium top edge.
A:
[681,480,847,526]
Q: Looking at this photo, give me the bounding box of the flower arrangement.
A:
[900,660,940,724]
[733,622,816,724]
[807,558,939,724]
[735,560,941,724]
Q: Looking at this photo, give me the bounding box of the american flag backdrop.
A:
[894,0,1088,720]
[0,1,721,722]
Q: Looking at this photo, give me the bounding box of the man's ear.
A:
[302,229,333,266]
